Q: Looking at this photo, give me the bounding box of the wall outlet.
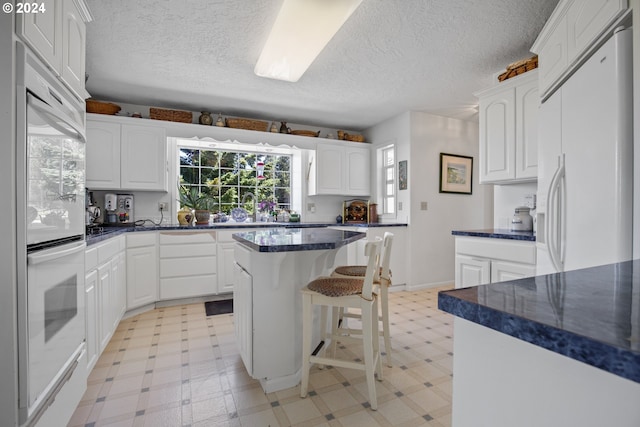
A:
[158,202,168,211]
[420,201,428,211]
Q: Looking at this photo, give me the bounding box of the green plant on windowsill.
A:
[178,185,215,225]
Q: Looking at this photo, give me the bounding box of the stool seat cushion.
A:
[307,277,365,297]
[333,266,392,279]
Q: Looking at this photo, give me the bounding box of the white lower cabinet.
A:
[126,232,158,310]
[159,231,217,299]
[233,261,253,375]
[454,236,536,288]
[85,235,126,372]
[218,243,237,294]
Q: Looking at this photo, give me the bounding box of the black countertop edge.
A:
[232,228,366,253]
[452,228,536,241]
[86,222,407,246]
[438,260,640,384]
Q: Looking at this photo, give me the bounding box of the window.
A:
[381,145,395,215]
[178,146,292,215]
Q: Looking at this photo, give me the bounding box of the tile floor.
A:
[68,285,454,427]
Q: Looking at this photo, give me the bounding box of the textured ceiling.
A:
[85,0,559,130]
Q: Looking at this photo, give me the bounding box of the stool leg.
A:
[373,297,383,382]
[380,285,392,367]
[330,306,340,358]
[300,293,312,398]
[361,303,378,410]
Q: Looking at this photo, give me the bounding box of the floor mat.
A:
[205,299,233,316]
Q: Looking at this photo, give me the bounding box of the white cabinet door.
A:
[17,0,62,75]
[455,255,491,288]
[126,246,158,310]
[313,145,344,195]
[85,269,98,373]
[97,260,112,352]
[479,87,515,183]
[86,121,121,189]
[218,242,237,294]
[233,263,253,375]
[515,78,539,180]
[345,146,371,195]
[566,0,627,63]
[537,13,568,97]
[60,0,86,98]
[121,124,167,191]
[112,252,127,323]
[491,260,537,283]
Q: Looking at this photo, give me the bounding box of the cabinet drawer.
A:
[127,232,157,248]
[159,231,216,244]
[455,237,536,265]
[85,247,98,272]
[97,236,123,264]
[234,243,252,271]
[160,275,217,300]
[160,257,217,278]
[160,243,217,258]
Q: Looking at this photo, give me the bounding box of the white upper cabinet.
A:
[476,70,538,184]
[61,0,87,98]
[531,0,628,99]
[86,115,168,191]
[17,0,91,99]
[309,143,370,196]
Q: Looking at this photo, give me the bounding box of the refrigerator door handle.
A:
[546,155,565,272]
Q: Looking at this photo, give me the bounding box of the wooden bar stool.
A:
[300,238,383,410]
[331,232,394,367]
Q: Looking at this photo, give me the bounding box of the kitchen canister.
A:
[511,206,533,231]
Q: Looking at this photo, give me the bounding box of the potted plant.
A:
[178,185,213,225]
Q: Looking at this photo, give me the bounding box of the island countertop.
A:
[438,259,640,383]
[232,227,366,252]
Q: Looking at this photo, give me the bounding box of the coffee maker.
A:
[116,194,134,224]
[104,193,118,224]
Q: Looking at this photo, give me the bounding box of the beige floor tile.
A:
[190,395,230,423]
[238,408,281,427]
[141,406,182,427]
[281,398,323,424]
[317,387,360,413]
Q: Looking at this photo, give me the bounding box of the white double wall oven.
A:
[15,42,87,425]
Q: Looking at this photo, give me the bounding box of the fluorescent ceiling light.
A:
[254,0,363,82]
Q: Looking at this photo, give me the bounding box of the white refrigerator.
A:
[536,27,633,275]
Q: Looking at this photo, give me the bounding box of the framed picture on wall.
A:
[439,153,473,194]
[398,160,408,190]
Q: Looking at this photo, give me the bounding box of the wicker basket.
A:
[225,117,268,132]
[498,55,538,82]
[344,133,365,143]
[290,129,320,137]
[86,99,121,115]
[149,107,193,123]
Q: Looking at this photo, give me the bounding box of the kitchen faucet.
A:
[241,192,257,221]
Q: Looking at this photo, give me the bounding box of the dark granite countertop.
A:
[232,227,366,252]
[86,222,406,246]
[452,228,536,241]
[438,260,640,383]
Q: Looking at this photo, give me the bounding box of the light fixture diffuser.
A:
[254,0,363,82]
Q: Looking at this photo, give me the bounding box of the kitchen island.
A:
[232,227,366,392]
[438,260,640,426]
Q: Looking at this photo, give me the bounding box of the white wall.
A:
[366,111,493,288]
[1,12,19,426]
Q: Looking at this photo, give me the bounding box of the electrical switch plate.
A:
[524,194,536,209]
[420,201,428,211]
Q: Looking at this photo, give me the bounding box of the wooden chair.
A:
[300,238,383,410]
[331,232,394,367]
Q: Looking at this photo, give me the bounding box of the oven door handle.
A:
[27,241,86,265]
[27,93,85,143]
